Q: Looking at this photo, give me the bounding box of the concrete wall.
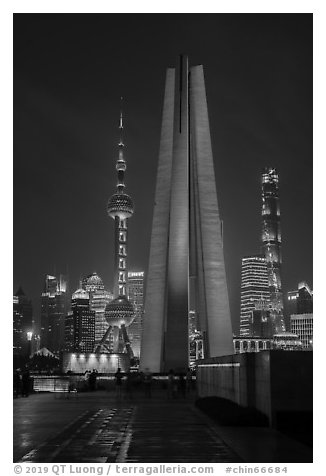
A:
[196,351,312,426]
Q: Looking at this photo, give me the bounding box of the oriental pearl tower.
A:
[94,103,135,358]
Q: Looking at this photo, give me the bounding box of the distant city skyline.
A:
[13,14,312,334]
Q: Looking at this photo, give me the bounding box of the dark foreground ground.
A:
[13,386,312,463]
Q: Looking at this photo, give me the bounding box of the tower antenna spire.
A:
[119,96,124,146]
[117,96,126,188]
[97,96,135,357]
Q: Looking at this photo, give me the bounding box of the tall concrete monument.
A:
[140,56,234,373]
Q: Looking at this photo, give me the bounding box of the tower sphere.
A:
[105,295,134,327]
[107,192,134,219]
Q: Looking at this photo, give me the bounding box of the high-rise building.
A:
[81,272,113,348]
[189,310,204,366]
[290,313,313,349]
[261,167,286,333]
[41,274,68,354]
[287,281,313,316]
[95,108,135,356]
[13,287,33,356]
[140,56,233,372]
[64,288,95,353]
[127,271,144,359]
[251,303,273,338]
[240,256,270,337]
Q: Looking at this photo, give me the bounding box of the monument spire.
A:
[140,56,234,372]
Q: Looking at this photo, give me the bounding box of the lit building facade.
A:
[64,288,95,353]
[272,333,303,350]
[13,287,33,356]
[290,313,313,349]
[234,336,271,354]
[261,167,286,333]
[141,56,233,373]
[233,334,302,353]
[127,271,144,359]
[240,256,270,336]
[41,274,68,354]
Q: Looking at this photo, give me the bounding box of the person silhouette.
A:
[114,367,123,399]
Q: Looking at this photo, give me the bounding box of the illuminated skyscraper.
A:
[64,288,95,353]
[140,56,233,372]
[261,167,286,333]
[240,256,270,336]
[95,107,135,356]
[13,287,33,356]
[189,310,204,366]
[82,272,113,347]
[127,271,144,359]
[41,274,68,354]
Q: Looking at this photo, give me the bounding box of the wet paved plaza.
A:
[13,389,312,463]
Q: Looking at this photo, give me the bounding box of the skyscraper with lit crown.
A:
[41,274,68,354]
[64,287,95,353]
[127,271,144,359]
[95,106,135,356]
[261,167,286,333]
[82,272,113,348]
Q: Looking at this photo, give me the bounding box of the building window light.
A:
[119,232,126,242]
[119,218,126,228]
[119,245,126,255]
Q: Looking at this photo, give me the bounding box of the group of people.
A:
[114,367,151,399]
[84,369,98,391]
[113,367,194,400]
[13,367,31,398]
[166,368,193,399]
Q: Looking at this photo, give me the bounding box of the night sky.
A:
[13,13,312,333]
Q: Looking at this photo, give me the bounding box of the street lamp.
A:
[26,331,33,358]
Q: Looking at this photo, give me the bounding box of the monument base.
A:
[62,352,130,374]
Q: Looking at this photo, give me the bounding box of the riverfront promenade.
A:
[13,387,312,463]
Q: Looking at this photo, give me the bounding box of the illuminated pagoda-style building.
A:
[95,104,135,358]
[82,272,113,349]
